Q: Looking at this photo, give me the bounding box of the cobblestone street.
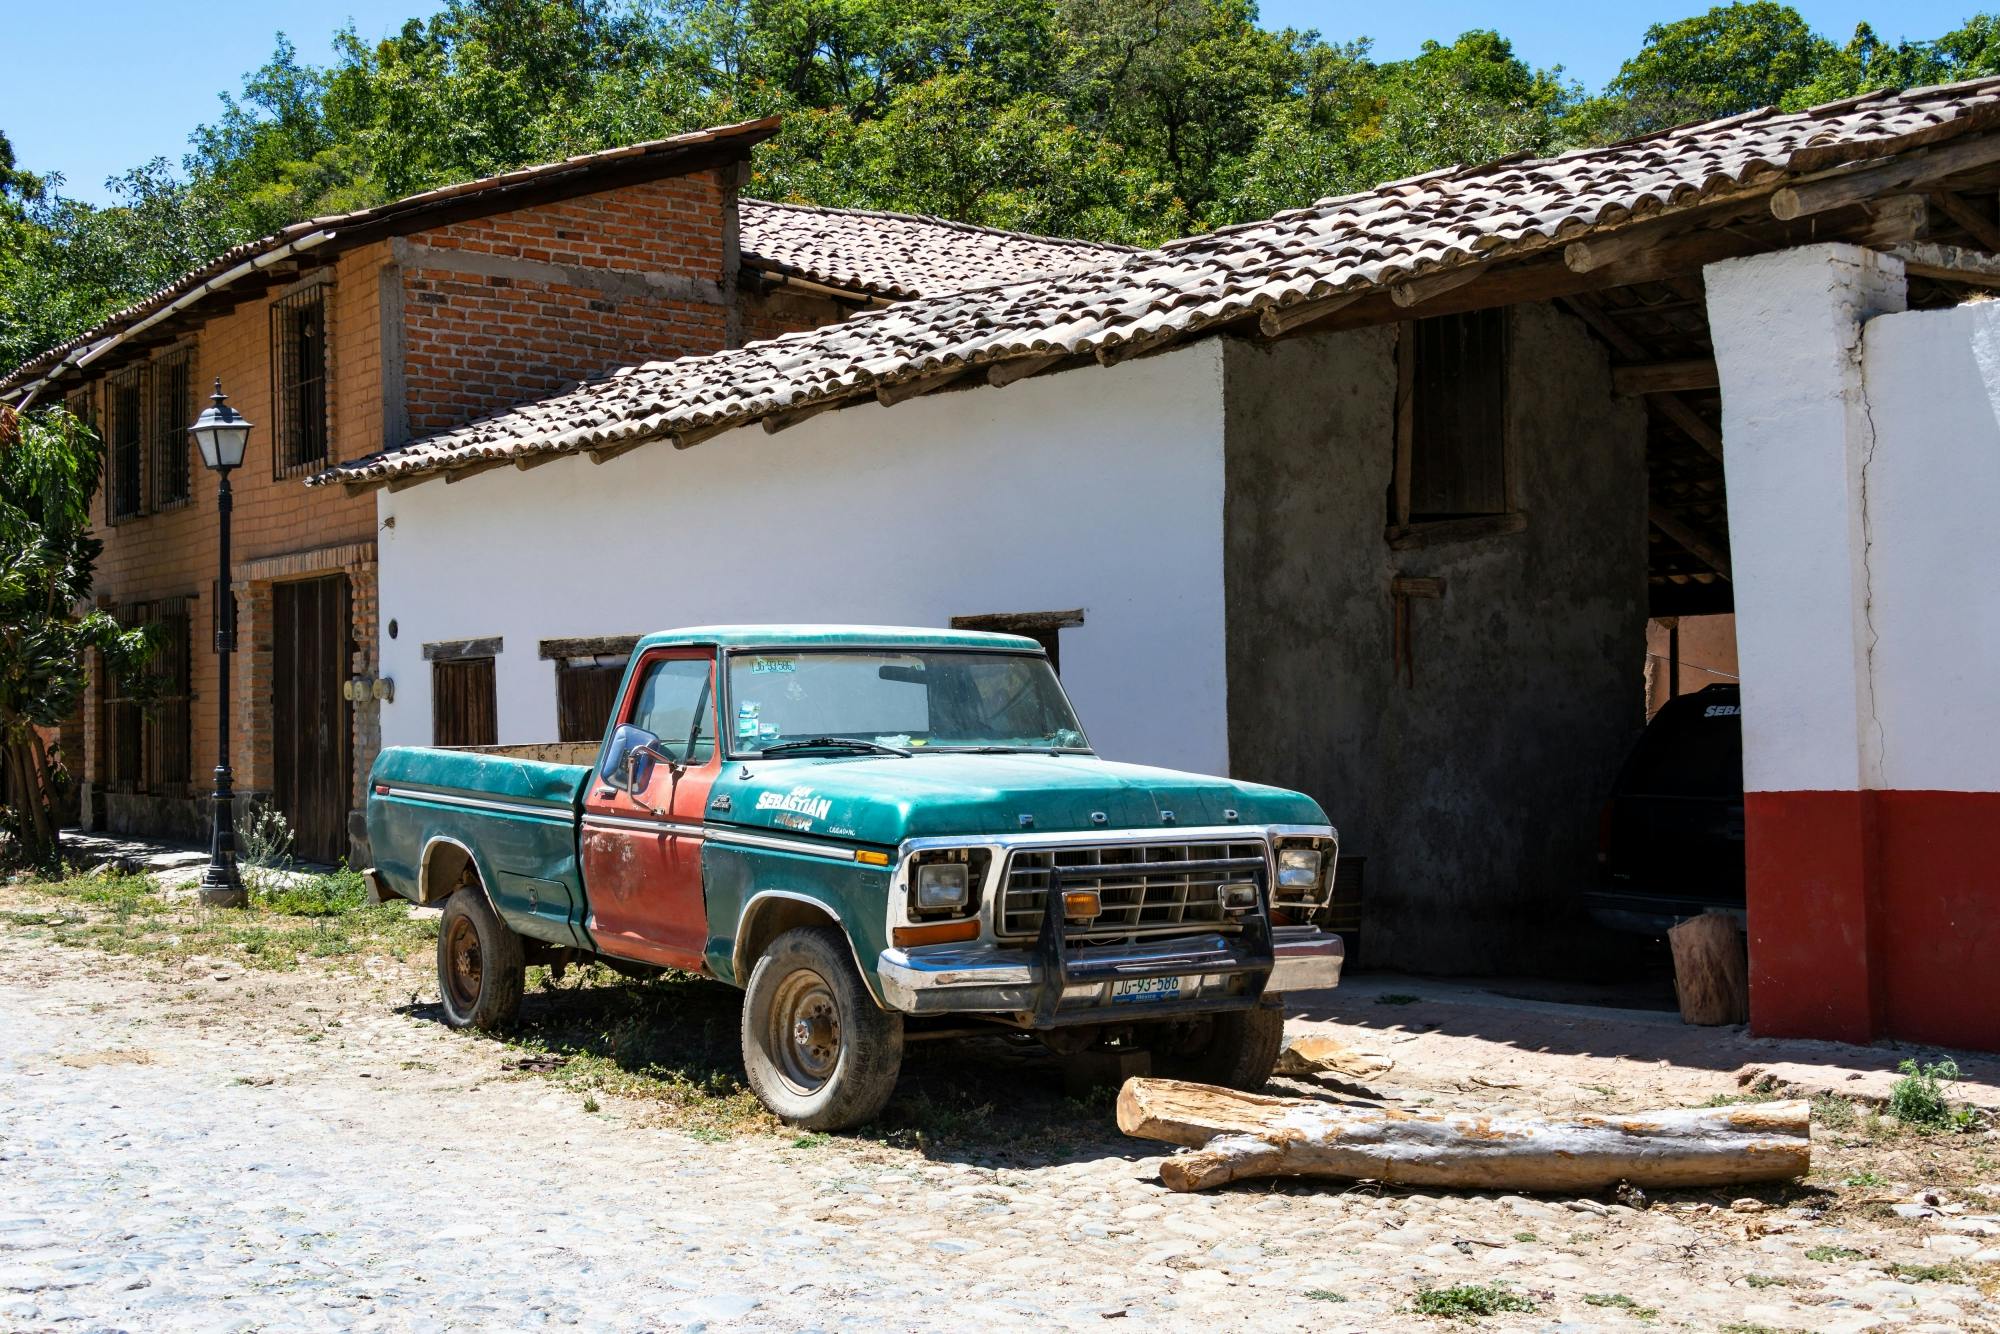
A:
[2,917,1997,1332]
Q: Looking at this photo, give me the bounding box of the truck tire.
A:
[437,889,525,1031]
[1147,1000,1285,1090]
[741,925,903,1131]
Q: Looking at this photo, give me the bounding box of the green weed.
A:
[1889,1059,1970,1132]
[1883,1261,1962,1283]
[1303,1289,1346,1302]
[1411,1284,1534,1319]
[1583,1292,1660,1318]
[1806,1245,1864,1262]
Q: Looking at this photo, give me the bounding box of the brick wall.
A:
[399,172,737,439]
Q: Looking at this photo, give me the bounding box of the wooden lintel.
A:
[1613,359,1719,396]
[986,353,1065,387]
[876,366,969,406]
[1890,241,2000,288]
[762,399,838,434]
[1772,133,2000,221]
[1930,189,2000,252]
[1258,291,1365,336]
[1390,266,1483,308]
[1651,507,1732,580]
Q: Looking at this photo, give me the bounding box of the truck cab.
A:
[366,626,1344,1129]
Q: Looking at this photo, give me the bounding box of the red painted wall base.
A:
[1747,789,2000,1051]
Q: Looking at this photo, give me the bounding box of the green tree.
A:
[1587,3,1835,137]
[0,406,157,869]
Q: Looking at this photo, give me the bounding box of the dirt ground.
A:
[3,880,1999,1332]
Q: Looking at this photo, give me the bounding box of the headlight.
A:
[915,861,970,912]
[1276,846,1322,890]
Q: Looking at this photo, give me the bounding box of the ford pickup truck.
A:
[364,626,1343,1129]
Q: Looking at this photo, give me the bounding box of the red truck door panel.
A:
[581,650,719,970]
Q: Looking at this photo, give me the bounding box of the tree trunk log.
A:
[1116,1078,1809,1193]
[1669,911,1750,1026]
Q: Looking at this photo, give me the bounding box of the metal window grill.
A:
[271,285,330,477]
[104,364,147,523]
[105,599,194,797]
[63,384,95,435]
[149,347,195,510]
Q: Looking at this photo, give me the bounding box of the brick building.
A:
[0,117,1127,862]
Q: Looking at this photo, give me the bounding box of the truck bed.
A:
[367,744,594,949]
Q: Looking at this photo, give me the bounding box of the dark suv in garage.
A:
[1586,684,1746,935]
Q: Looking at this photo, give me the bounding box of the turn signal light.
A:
[892,920,980,948]
[1062,889,1102,921]
[854,849,892,867]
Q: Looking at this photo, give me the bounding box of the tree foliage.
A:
[0,407,157,868]
[4,2,2000,372]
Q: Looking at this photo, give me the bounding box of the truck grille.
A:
[997,839,1270,943]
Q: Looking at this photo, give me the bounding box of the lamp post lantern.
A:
[192,380,252,908]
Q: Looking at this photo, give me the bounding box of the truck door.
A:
[580,649,720,970]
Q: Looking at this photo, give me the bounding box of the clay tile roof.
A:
[1,118,782,399]
[738,199,1134,300]
[314,78,2000,491]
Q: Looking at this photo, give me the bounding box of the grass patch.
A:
[1883,1261,1962,1283]
[1806,1245,1865,1262]
[1889,1059,1977,1133]
[1375,993,1423,1006]
[1412,1284,1535,1319]
[1842,1170,1886,1188]
[1811,1094,1859,1131]
[1742,1273,1789,1289]
[1303,1289,1346,1302]
[1583,1292,1659,1318]
[3,869,435,971]
[1512,1231,1537,1243]
[789,1132,831,1150]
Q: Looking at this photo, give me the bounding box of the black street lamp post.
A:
[191,380,252,908]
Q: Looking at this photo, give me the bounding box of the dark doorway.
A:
[272,575,353,864]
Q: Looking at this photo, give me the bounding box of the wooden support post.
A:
[1116,1079,1810,1193]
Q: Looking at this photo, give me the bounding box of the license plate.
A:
[1110,975,1184,1004]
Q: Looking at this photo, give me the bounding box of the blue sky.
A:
[1,0,1985,205]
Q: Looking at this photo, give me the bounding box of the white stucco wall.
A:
[375,342,1232,774]
[1708,242,2000,794]
[1859,298,2000,792]
[1706,244,1906,794]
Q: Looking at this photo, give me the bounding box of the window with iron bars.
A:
[63,383,95,438]
[104,365,147,524]
[271,284,330,477]
[149,346,195,510]
[102,597,194,798]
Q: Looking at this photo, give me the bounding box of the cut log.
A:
[1669,911,1750,1026]
[1116,1078,1809,1193]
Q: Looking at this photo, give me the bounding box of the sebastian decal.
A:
[756,785,833,825]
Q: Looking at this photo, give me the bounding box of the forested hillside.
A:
[4,0,1999,373]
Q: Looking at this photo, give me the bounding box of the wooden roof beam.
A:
[1772,132,2000,220]
[1930,189,2000,252]
[1651,506,1732,580]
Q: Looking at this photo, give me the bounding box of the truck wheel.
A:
[741,925,903,1131]
[437,889,525,1031]
[1148,1001,1284,1090]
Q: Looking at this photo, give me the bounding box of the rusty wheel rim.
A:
[769,967,840,1095]
[445,915,483,1012]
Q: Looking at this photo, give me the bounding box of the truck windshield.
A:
[725,650,1089,756]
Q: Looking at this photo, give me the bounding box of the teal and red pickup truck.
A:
[364,626,1343,1129]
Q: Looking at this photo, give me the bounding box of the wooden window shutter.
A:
[1406,309,1509,521]
[433,658,497,747]
[556,662,624,743]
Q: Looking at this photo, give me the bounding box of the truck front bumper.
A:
[876,925,1344,1023]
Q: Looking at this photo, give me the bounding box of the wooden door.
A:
[273,576,353,865]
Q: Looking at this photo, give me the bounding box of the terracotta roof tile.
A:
[738,199,1133,299]
[312,78,2000,489]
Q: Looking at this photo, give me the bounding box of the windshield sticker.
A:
[757,785,833,822]
[751,657,797,674]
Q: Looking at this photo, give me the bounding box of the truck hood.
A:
[710,752,1327,846]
